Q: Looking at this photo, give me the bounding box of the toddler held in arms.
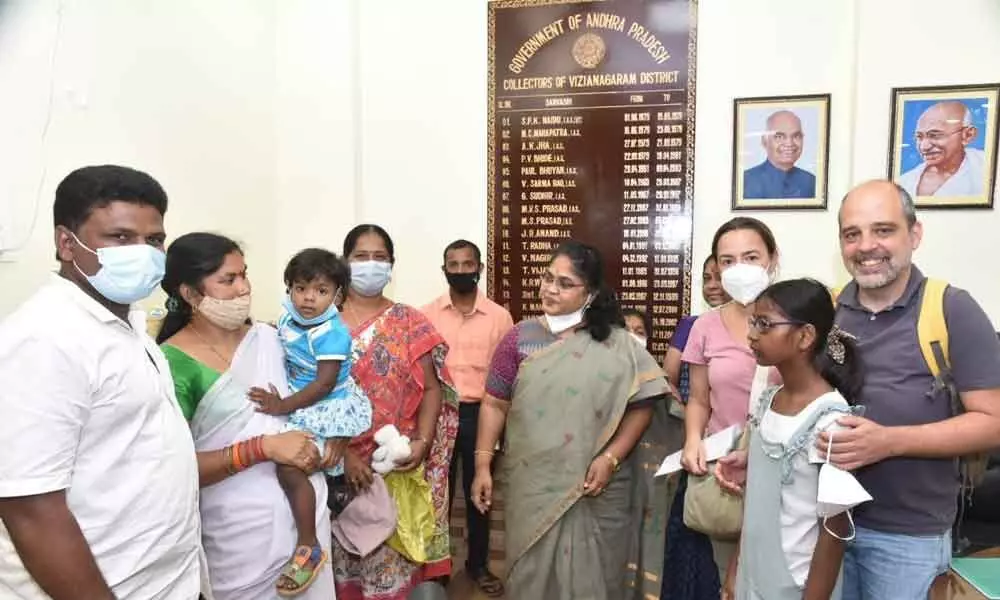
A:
[249,248,373,596]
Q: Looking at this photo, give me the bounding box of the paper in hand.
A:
[654,424,743,477]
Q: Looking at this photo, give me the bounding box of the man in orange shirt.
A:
[422,239,513,597]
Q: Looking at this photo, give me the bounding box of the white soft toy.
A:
[371,424,412,475]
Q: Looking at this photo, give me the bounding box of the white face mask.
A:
[629,331,648,347]
[720,263,771,305]
[816,432,873,541]
[544,294,594,334]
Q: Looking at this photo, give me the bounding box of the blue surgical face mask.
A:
[71,233,165,305]
[281,294,338,327]
[350,260,392,297]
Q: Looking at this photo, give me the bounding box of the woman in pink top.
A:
[679,217,780,587]
[681,217,780,467]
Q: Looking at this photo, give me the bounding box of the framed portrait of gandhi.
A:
[731,94,831,211]
[887,83,1000,209]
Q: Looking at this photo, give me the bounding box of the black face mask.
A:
[446,271,480,294]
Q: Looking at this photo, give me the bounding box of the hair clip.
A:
[825,325,856,365]
[165,296,182,312]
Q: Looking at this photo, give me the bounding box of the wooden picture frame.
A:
[731,94,831,211]
[887,83,1000,209]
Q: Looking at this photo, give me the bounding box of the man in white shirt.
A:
[897,101,986,198]
[0,165,201,600]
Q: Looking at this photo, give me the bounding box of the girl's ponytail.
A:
[815,326,864,405]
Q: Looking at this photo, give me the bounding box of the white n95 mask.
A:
[629,331,648,347]
[816,432,873,541]
[720,263,771,305]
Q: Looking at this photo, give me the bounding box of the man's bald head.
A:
[761,110,804,171]
[766,110,803,131]
[918,101,972,129]
[914,101,976,169]
[839,180,916,229]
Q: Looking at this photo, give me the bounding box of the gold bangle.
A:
[603,452,620,472]
[223,446,236,475]
[474,449,495,458]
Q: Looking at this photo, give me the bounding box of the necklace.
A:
[190,325,234,366]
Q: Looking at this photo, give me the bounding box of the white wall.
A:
[690,0,859,298]
[354,0,1000,322]
[273,0,358,305]
[354,0,488,306]
[0,0,282,318]
[851,0,1000,319]
[692,0,1000,322]
[0,0,481,318]
[3,0,1000,326]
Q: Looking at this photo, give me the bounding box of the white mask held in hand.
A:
[816,431,873,541]
[721,263,771,305]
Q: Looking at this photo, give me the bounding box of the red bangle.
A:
[241,440,253,467]
[234,442,246,471]
[229,444,240,472]
[226,437,267,476]
[251,436,265,463]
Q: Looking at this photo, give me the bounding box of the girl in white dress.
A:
[722,278,867,600]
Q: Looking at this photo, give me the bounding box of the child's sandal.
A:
[276,544,327,597]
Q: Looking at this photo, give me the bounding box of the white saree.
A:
[190,324,335,600]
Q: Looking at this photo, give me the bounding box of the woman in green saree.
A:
[470,240,673,600]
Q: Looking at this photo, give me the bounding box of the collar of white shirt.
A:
[47,272,147,329]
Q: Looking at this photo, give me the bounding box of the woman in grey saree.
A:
[470,241,673,600]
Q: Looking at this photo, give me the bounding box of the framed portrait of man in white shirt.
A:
[887,83,1000,209]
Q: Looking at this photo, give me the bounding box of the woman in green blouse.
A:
[156,232,337,600]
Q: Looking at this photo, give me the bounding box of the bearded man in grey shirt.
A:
[821,179,1000,600]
